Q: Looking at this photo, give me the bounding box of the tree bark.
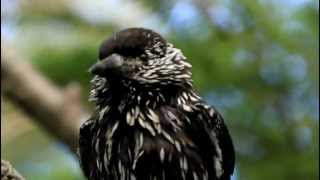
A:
[1,160,25,180]
[1,43,90,154]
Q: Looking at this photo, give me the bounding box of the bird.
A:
[78,27,235,180]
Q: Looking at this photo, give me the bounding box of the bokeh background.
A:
[1,0,319,179]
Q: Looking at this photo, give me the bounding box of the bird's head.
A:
[90,28,192,89]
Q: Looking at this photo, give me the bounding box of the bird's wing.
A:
[130,104,235,180]
[192,103,235,180]
[78,117,96,179]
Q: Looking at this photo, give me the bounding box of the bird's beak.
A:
[89,54,124,76]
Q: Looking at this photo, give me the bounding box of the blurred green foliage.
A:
[2,0,318,180]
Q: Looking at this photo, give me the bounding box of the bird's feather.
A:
[79,28,235,180]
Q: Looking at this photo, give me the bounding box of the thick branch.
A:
[1,44,90,153]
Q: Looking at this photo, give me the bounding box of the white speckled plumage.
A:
[79,28,235,180]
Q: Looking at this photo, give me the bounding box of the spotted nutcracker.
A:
[79,28,235,180]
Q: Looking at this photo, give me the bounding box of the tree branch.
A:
[1,160,25,180]
[1,43,90,153]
